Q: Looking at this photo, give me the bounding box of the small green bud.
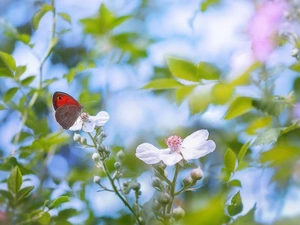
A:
[116,150,125,161]
[100,132,107,139]
[123,181,129,188]
[73,133,81,142]
[152,177,162,189]
[152,199,161,212]
[182,176,193,186]
[291,48,299,58]
[190,166,203,181]
[80,137,87,145]
[158,192,172,205]
[97,144,105,152]
[132,182,141,191]
[173,206,185,221]
[93,175,101,184]
[114,162,121,170]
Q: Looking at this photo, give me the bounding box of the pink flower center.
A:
[165,135,182,153]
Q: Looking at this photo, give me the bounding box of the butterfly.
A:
[52,92,83,129]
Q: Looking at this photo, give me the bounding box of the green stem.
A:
[87,133,142,225]
[166,163,180,214]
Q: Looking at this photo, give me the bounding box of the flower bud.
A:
[158,192,172,205]
[92,152,101,162]
[132,182,141,191]
[100,131,107,139]
[114,162,121,170]
[190,166,203,181]
[152,177,162,189]
[80,137,87,145]
[97,144,106,152]
[173,206,185,221]
[93,175,101,184]
[116,150,125,161]
[123,181,129,188]
[73,133,81,142]
[164,170,168,177]
[291,48,300,58]
[182,176,193,187]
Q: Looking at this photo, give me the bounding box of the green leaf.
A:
[0,51,16,73]
[58,12,71,24]
[0,103,5,110]
[290,62,300,72]
[200,0,221,12]
[17,34,30,45]
[21,75,35,86]
[237,141,250,163]
[293,77,300,101]
[111,15,131,28]
[231,62,261,86]
[15,65,27,78]
[252,98,286,117]
[142,79,183,90]
[228,191,243,216]
[37,212,51,225]
[253,128,281,146]
[0,67,13,78]
[175,85,196,104]
[0,190,13,201]
[49,196,70,209]
[43,78,58,88]
[166,56,198,82]
[212,83,234,104]
[16,186,34,204]
[3,87,18,103]
[197,62,221,80]
[246,116,272,134]
[232,205,256,225]
[224,148,236,173]
[260,146,299,165]
[32,4,53,30]
[229,179,242,187]
[8,166,22,195]
[188,89,212,114]
[224,97,253,120]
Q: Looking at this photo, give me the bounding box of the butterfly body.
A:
[52,92,83,129]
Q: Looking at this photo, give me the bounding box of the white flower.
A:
[135,130,216,166]
[69,111,109,132]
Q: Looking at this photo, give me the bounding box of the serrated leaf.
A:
[228,191,243,216]
[246,116,272,135]
[15,65,27,78]
[32,4,53,30]
[252,128,281,146]
[8,166,22,195]
[252,98,285,117]
[49,196,70,209]
[175,85,196,104]
[16,186,34,203]
[0,51,16,72]
[224,97,253,120]
[21,75,35,86]
[142,79,182,90]
[224,148,236,173]
[58,12,71,24]
[197,62,221,80]
[229,179,242,187]
[237,141,250,163]
[3,87,18,103]
[167,56,198,82]
[212,82,234,104]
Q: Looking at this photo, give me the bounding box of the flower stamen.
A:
[165,135,182,153]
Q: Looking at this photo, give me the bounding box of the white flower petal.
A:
[82,121,96,132]
[181,140,216,160]
[136,143,161,164]
[182,130,209,149]
[68,117,83,131]
[94,111,110,126]
[159,149,182,166]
